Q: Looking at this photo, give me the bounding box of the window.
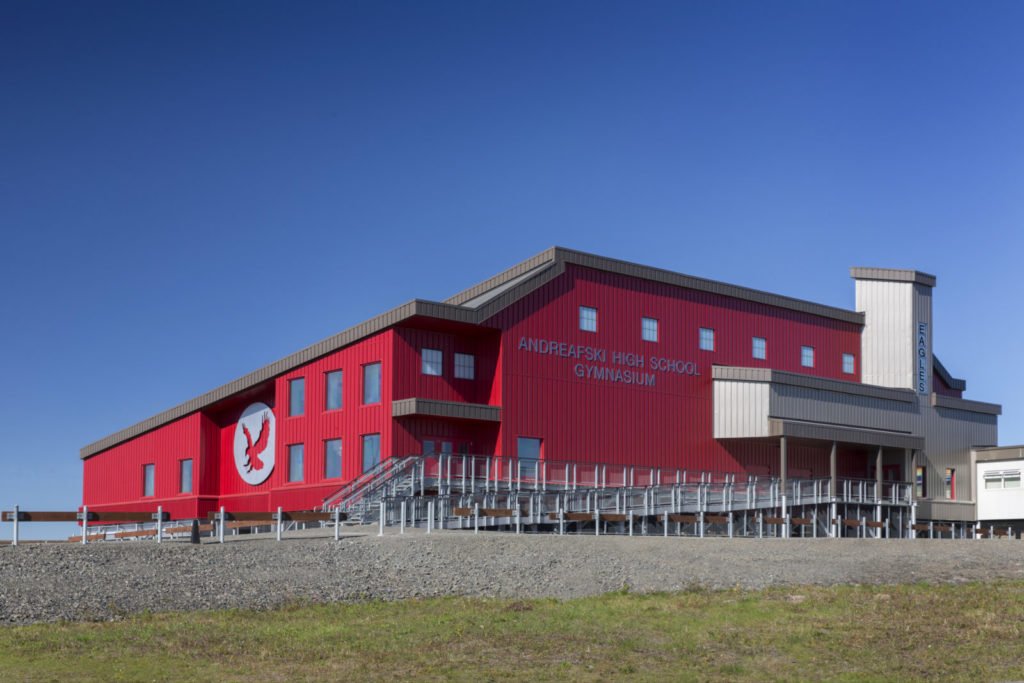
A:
[362,362,381,404]
[325,370,343,411]
[324,439,342,479]
[915,466,927,498]
[984,470,1022,490]
[642,317,659,342]
[752,337,766,360]
[454,352,475,380]
[801,346,815,368]
[179,459,193,494]
[288,377,305,416]
[288,444,304,482]
[944,468,956,500]
[699,327,715,351]
[842,353,855,375]
[579,306,597,332]
[142,464,155,497]
[422,348,443,376]
[423,440,435,456]
[517,437,542,461]
[362,434,381,472]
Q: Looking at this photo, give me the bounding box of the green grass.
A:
[3,582,1024,681]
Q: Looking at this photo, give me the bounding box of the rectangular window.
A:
[842,353,855,375]
[915,466,927,498]
[179,459,193,494]
[752,337,766,360]
[362,433,381,473]
[422,348,443,376]
[362,362,381,405]
[579,306,597,332]
[422,440,435,456]
[288,377,305,416]
[143,463,155,497]
[517,437,542,461]
[944,468,955,500]
[325,370,343,411]
[984,471,1021,489]
[641,317,658,342]
[801,346,815,368]
[699,327,715,351]
[454,352,475,380]
[324,439,342,479]
[288,444,304,482]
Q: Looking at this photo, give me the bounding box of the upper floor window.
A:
[454,353,475,380]
[362,362,381,404]
[752,337,766,360]
[984,470,1021,490]
[915,465,927,498]
[288,444,304,482]
[142,463,155,497]
[699,327,715,352]
[288,377,305,416]
[842,353,855,375]
[944,468,956,500]
[517,436,542,461]
[422,348,443,376]
[801,346,815,368]
[325,439,342,479]
[325,370,343,410]
[579,306,597,333]
[641,317,658,342]
[179,459,193,494]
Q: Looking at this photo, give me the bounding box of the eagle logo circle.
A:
[233,402,276,485]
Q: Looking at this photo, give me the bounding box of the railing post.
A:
[728,512,734,538]
[595,509,600,536]
[81,505,89,545]
[473,503,479,534]
[334,507,342,541]
[218,506,225,544]
[12,505,19,547]
[276,506,283,542]
[379,500,385,537]
[400,499,406,534]
[155,505,163,544]
[629,511,634,537]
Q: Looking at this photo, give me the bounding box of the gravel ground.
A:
[2,527,1024,625]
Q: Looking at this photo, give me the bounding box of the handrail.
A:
[321,456,420,509]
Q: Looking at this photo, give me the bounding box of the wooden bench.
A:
[113,529,158,539]
[163,523,214,535]
[842,519,862,529]
[912,524,931,532]
[933,525,953,534]
[791,517,812,526]
[66,533,105,542]
[865,521,886,530]
[668,514,699,524]
[763,517,787,526]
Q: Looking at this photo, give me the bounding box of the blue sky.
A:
[2,2,1022,537]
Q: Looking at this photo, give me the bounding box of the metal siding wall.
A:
[391,327,499,405]
[82,413,202,519]
[919,402,997,508]
[713,380,770,439]
[857,280,914,390]
[769,384,918,433]
[490,265,863,473]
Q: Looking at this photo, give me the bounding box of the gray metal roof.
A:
[850,267,937,288]
[933,355,967,392]
[82,247,866,459]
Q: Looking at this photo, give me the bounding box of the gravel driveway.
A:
[3,527,1024,625]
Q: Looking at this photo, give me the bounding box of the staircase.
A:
[322,456,424,523]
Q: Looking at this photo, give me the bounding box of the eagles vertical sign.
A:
[233,402,276,485]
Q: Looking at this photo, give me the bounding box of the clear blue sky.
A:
[2,2,1023,537]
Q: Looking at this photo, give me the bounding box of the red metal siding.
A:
[82,412,203,519]
[488,264,863,473]
[391,327,499,405]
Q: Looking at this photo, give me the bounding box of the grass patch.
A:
[3,582,1024,681]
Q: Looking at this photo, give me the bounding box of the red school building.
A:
[81,247,1000,523]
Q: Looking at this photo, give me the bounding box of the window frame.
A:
[517,436,543,461]
[362,433,382,473]
[801,346,815,368]
[325,370,343,411]
[641,317,659,343]
[842,353,855,375]
[579,306,598,333]
[362,362,382,405]
[142,463,155,498]
[915,465,927,498]
[699,327,715,352]
[288,377,305,417]
[288,443,304,483]
[421,348,443,376]
[454,352,475,380]
[752,336,766,360]
[944,467,956,500]
[179,458,193,494]
[324,438,342,479]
